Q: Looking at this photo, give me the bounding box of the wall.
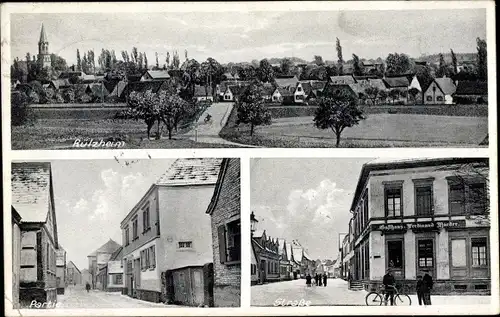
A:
[158,185,214,270]
[97,253,112,265]
[12,222,21,308]
[209,159,241,307]
[20,231,38,282]
[123,238,160,292]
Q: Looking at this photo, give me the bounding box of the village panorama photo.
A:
[250,157,492,307]
[9,158,241,309]
[7,6,489,149]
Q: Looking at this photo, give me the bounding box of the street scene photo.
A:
[9,8,488,149]
[10,158,241,309]
[250,157,492,306]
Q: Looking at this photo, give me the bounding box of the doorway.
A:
[417,238,435,278]
[386,239,405,279]
[260,260,266,283]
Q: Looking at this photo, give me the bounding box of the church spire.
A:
[39,23,48,43]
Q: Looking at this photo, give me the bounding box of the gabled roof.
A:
[11,162,53,223]
[67,261,81,274]
[97,239,121,254]
[329,75,356,85]
[275,87,293,97]
[368,78,387,91]
[193,85,210,97]
[103,80,119,94]
[433,77,456,95]
[383,76,410,88]
[51,79,71,90]
[111,81,128,97]
[127,81,165,94]
[227,85,248,97]
[109,246,123,261]
[261,83,275,96]
[275,76,299,88]
[299,82,313,95]
[87,83,109,97]
[454,80,488,95]
[144,70,171,80]
[310,80,327,90]
[252,229,264,238]
[156,158,222,186]
[292,248,303,262]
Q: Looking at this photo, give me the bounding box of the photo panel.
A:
[250,157,492,307]
[9,157,241,309]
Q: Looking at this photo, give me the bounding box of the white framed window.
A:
[178,241,193,249]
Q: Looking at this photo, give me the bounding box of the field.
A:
[11,119,237,150]
[220,111,489,148]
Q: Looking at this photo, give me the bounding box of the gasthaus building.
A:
[348,158,490,294]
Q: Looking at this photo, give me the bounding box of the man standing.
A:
[422,269,433,305]
[382,268,396,306]
[416,275,425,305]
[323,273,327,287]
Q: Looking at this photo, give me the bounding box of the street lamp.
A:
[250,211,258,234]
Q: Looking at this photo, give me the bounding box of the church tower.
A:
[37,23,51,69]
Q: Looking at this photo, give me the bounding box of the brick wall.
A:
[210,158,241,305]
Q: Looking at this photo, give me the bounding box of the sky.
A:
[250,158,375,262]
[49,158,175,271]
[10,9,486,66]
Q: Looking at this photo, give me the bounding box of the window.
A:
[469,183,487,215]
[415,184,433,216]
[449,183,465,215]
[142,206,150,233]
[132,217,138,240]
[385,186,402,217]
[113,274,123,284]
[124,226,130,246]
[46,243,50,270]
[436,96,444,101]
[387,240,403,269]
[426,96,433,101]
[297,87,302,92]
[178,241,193,249]
[471,238,487,266]
[451,239,466,267]
[418,239,434,268]
[364,241,370,279]
[363,192,369,226]
[149,246,156,269]
[218,219,241,264]
[140,250,146,270]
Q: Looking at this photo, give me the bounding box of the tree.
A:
[436,53,446,78]
[415,65,433,96]
[336,38,344,75]
[144,52,148,70]
[258,59,274,83]
[76,49,82,71]
[132,47,139,65]
[236,84,272,136]
[313,91,365,147]
[172,51,180,69]
[11,91,36,126]
[450,49,458,75]
[50,54,68,72]
[122,90,189,139]
[476,37,487,80]
[155,52,160,69]
[385,53,412,75]
[364,86,380,105]
[181,58,201,97]
[352,54,363,76]
[378,89,388,104]
[166,52,170,69]
[280,58,292,76]
[239,66,257,81]
[200,57,223,97]
[314,55,324,66]
[408,87,420,104]
[388,89,400,104]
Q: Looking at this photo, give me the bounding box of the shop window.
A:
[471,238,487,266]
[385,187,402,218]
[451,239,467,267]
[449,183,465,215]
[415,185,433,216]
[387,240,403,269]
[418,239,434,268]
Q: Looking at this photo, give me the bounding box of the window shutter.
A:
[218,225,227,264]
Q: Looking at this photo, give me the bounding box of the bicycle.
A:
[365,284,412,306]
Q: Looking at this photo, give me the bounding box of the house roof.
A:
[156,158,222,186]
[51,79,71,89]
[275,76,299,88]
[261,83,275,96]
[206,158,234,215]
[433,77,456,95]
[293,248,303,262]
[310,80,327,90]
[193,85,210,97]
[67,261,81,274]
[383,76,410,88]
[299,82,313,95]
[59,71,85,79]
[454,80,488,95]
[252,229,264,238]
[368,78,387,91]
[278,238,286,251]
[285,243,293,261]
[97,239,121,254]
[88,83,109,96]
[109,246,123,261]
[112,81,128,97]
[144,70,171,80]
[329,75,356,85]
[275,87,293,97]
[11,162,52,223]
[103,80,119,94]
[127,81,165,94]
[227,85,248,97]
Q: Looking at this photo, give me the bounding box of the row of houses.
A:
[250,212,315,285]
[83,158,241,307]
[339,158,490,294]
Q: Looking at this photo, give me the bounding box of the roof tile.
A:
[156,158,222,186]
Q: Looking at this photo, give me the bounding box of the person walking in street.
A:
[382,268,396,306]
[306,274,312,287]
[347,271,352,290]
[323,273,327,287]
[416,275,425,305]
[315,273,319,286]
[422,269,433,305]
[85,282,91,293]
[318,273,323,286]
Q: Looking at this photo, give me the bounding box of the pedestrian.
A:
[306,274,312,287]
[315,273,319,286]
[382,268,396,306]
[318,273,323,286]
[85,282,91,293]
[323,273,327,287]
[422,269,433,305]
[416,275,425,305]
